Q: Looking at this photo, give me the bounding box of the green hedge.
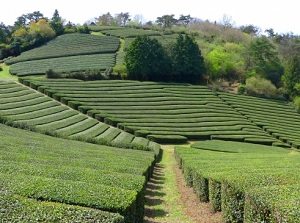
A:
[147,134,188,144]
[0,191,124,223]
[175,141,300,222]
[0,173,138,223]
[6,34,119,65]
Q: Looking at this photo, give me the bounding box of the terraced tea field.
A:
[5,33,120,76]
[10,53,116,76]
[0,123,156,222]
[0,81,160,154]
[23,78,283,146]
[5,33,119,65]
[218,92,300,149]
[175,140,300,222]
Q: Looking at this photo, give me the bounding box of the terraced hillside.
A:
[0,81,160,154]
[5,33,120,76]
[218,92,300,149]
[22,78,283,146]
[0,123,156,223]
[175,140,300,222]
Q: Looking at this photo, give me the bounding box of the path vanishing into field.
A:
[144,145,222,223]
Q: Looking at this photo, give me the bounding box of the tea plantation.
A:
[1,28,300,222]
[22,77,285,146]
[0,122,159,222]
[0,81,160,154]
[175,140,300,222]
[6,33,120,76]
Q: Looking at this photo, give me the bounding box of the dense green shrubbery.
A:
[125,34,205,83]
[245,76,277,98]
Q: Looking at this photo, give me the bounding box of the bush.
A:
[237,84,246,94]
[245,76,277,98]
[46,68,59,78]
[293,96,300,112]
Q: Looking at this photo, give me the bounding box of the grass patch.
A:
[0,64,17,80]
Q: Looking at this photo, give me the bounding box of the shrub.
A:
[46,68,59,78]
[0,67,3,72]
[245,76,277,98]
[293,96,300,112]
[237,84,246,94]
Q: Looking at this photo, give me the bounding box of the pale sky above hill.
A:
[1,0,299,35]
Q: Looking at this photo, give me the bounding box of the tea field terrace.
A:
[22,78,285,147]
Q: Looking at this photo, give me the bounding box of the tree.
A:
[26,11,44,22]
[156,15,177,29]
[248,36,283,86]
[239,24,260,36]
[220,14,235,30]
[50,9,64,35]
[14,15,27,29]
[96,13,114,26]
[178,14,193,27]
[206,44,244,81]
[77,24,90,34]
[282,55,300,97]
[51,9,61,22]
[169,34,206,83]
[115,12,130,26]
[0,22,10,43]
[125,35,170,81]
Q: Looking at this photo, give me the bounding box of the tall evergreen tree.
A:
[169,34,206,83]
[125,35,170,81]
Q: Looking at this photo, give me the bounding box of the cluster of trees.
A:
[125,34,205,84]
[0,10,90,59]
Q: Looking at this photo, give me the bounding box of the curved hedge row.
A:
[175,140,300,222]
[0,81,160,154]
[6,34,119,65]
[10,53,116,76]
[22,78,279,145]
[0,123,157,222]
[218,92,300,148]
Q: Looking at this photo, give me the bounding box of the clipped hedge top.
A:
[6,33,120,65]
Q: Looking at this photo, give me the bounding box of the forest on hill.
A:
[1,10,300,106]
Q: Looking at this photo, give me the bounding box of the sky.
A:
[0,0,299,35]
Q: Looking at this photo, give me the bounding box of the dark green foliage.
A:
[168,34,206,84]
[249,36,284,86]
[147,134,187,144]
[125,35,169,81]
[125,34,205,83]
[237,84,246,94]
[282,55,300,97]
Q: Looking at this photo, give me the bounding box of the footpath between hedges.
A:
[143,145,222,223]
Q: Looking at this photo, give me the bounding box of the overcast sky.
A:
[1,0,299,35]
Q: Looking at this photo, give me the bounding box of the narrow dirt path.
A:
[144,145,222,223]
